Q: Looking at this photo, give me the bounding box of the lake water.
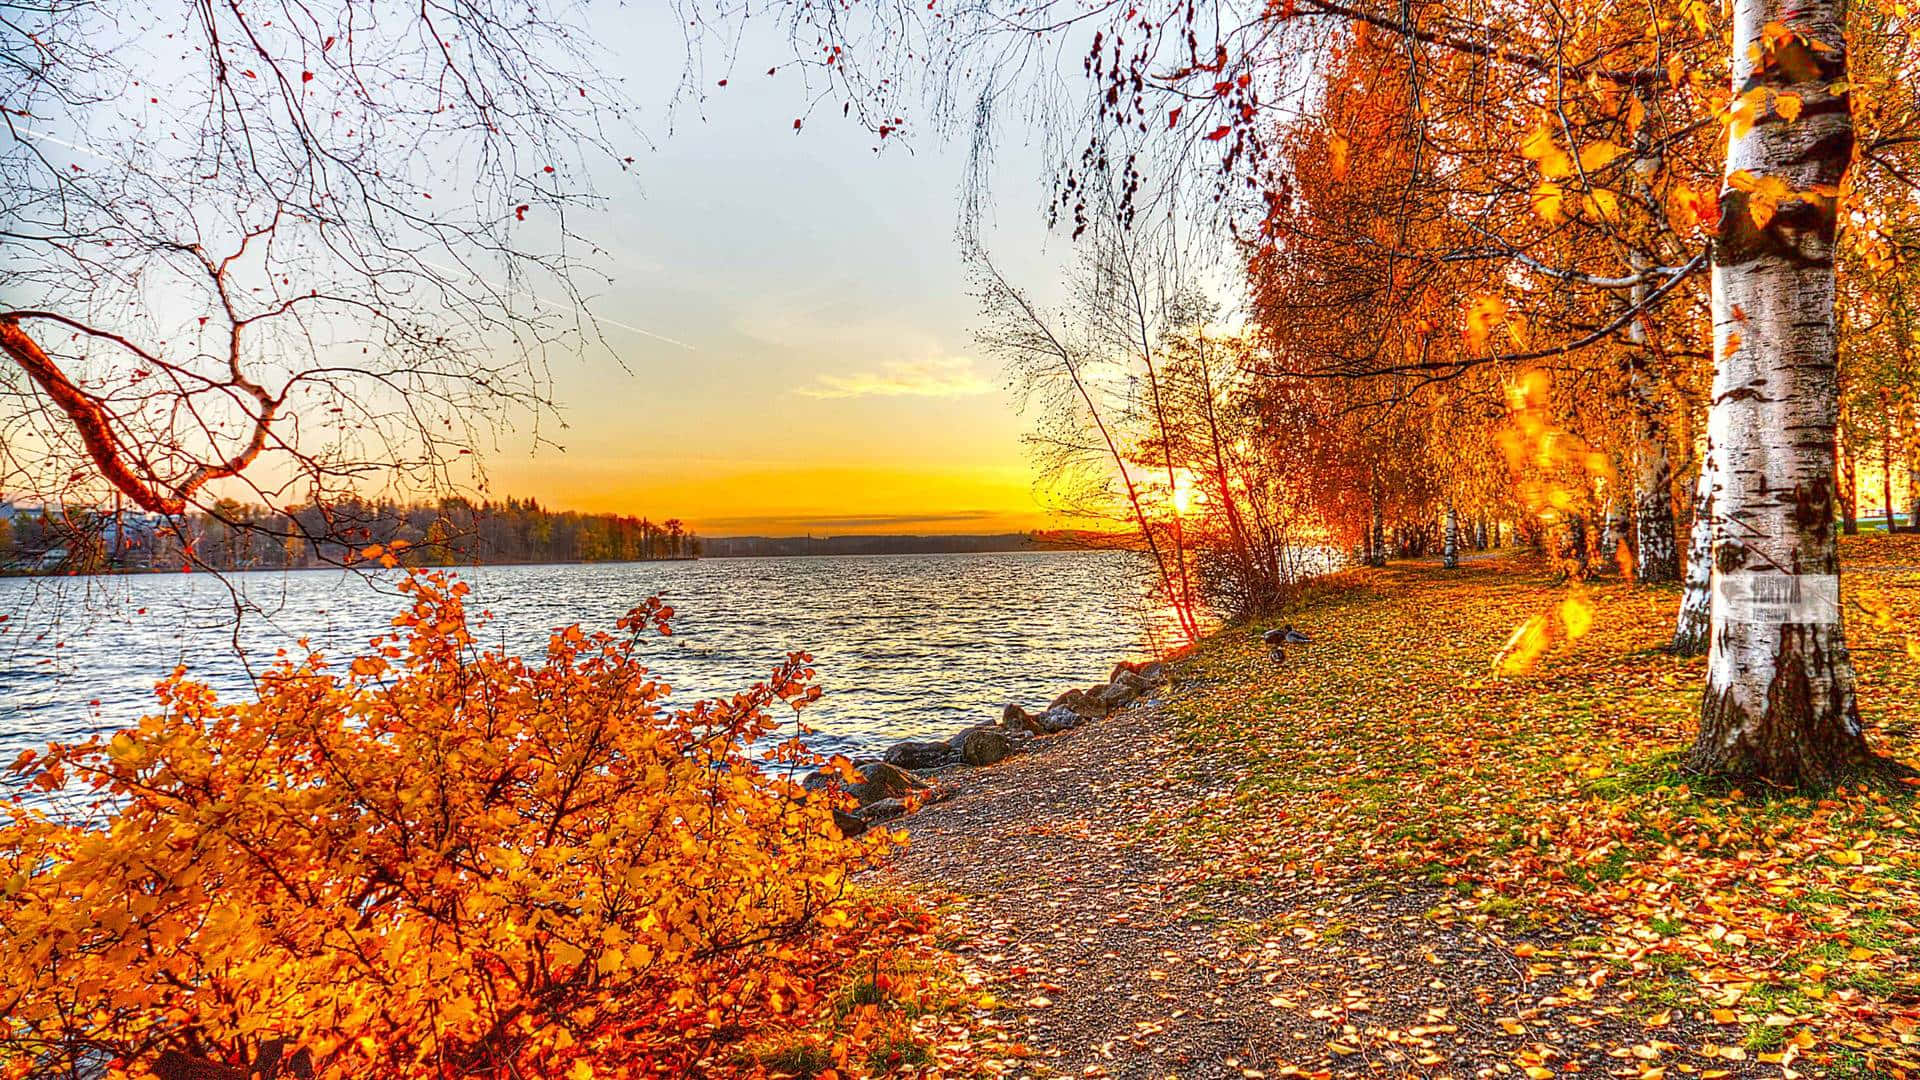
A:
[0,551,1190,775]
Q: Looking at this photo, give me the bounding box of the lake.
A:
[0,551,1191,776]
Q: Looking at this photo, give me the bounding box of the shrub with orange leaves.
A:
[0,569,917,1078]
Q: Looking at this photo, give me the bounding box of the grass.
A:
[1150,534,1920,1075]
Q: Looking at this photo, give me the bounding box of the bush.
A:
[1,567,917,1078]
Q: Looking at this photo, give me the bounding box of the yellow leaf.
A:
[108,732,139,763]
[1577,140,1628,172]
[1464,295,1507,353]
[1328,133,1350,181]
[1494,613,1552,674]
[550,939,586,969]
[1522,127,1572,180]
[1775,92,1803,123]
[1727,88,1767,139]
[1532,182,1566,224]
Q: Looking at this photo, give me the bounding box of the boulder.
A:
[1108,660,1141,685]
[1113,668,1156,694]
[1049,687,1105,719]
[1002,703,1040,732]
[1034,706,1083,734]
[846,761,928,805]
[855,798,908,824]
[1094,681,1139,709]
[956,727,1011,766]
[1134,661,1168,685]
[884,740,955,770]
[831,808,868,837]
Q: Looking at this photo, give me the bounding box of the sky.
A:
[474,5,1076,537]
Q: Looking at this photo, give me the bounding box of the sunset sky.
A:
[479,7,1073,537]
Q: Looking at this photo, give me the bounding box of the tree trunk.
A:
[1443,505,1459,569]
[1369,495,1386,567]
[1627,256,1683,583]
[1837,420,1858,535]
[1882,402,1897,534]
[1603,496,1632,575]
[1690,0,1870,786]
[1633,437,1680,582]
[1564,514,1590,580]
[1673,443,1715,655]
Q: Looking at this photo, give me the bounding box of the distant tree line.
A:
[0,496,699,574]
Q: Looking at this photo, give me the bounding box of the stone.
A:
[1135,661,1168,685]
[1034,706,1082,734]
[1002,703,1038,731]
[855,798,908,823]
[1049,687,1105,718]
[845,761,927,805]
[883,740,954,770]
[831,808,868,837]
[957,727,1011,766]
[1094,680,1139,709]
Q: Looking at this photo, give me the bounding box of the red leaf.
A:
[1168,107,1182,128]
[301,71,313,82]
[514,204,529,221]
[1205,125,1231,141]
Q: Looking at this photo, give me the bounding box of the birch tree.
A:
[1686,0,1872,783]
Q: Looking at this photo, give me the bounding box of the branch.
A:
[1291,0,1663,87]
[1272,248,1710,381]
[0,315,184,516]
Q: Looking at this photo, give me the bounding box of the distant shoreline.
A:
[0,544,1134,579]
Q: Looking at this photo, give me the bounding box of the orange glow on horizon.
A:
[482,458,1056,537]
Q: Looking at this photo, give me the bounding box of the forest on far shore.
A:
[0,496,699,574]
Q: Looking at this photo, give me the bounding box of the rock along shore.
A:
[798,659,1172,836]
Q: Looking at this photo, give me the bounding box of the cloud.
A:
[796,356,996,400]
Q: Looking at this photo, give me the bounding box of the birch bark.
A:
[1690,0,1870,784]
[1673,441,1715,655]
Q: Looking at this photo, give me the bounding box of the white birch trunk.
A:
[1691,0,1871,785]
[1632,429,1680,582]
[1626,179,1682,584]
[1443,505,1459,569]
[1672,441,1715,655]
[1603,495,1632,574]
[1370,498,1386,567]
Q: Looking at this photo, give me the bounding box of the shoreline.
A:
[805,655,1176,835]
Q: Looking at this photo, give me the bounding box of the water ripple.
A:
[0,551,1185,770]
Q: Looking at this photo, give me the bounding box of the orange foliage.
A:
[0,570,928,1078]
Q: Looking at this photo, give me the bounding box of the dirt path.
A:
[882,570,1795,1079]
